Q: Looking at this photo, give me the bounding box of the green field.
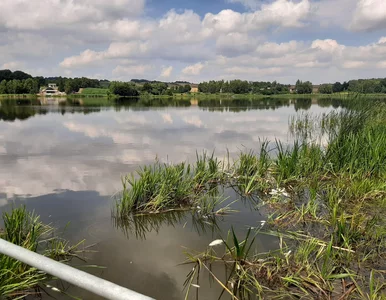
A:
[80,88,110,95]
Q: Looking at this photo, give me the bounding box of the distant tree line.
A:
[0,70,32,82]
[198,80,289,95]
[0,69,109,95]
[2,69,386,96]
[0,70,39,94]
[318,79,386,94]
[346,79,386,94]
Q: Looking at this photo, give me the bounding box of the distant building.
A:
[312,85,320,93]
[39,83,66,96]
[190,84,199,93]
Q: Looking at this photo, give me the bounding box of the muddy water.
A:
[0,97,340,299]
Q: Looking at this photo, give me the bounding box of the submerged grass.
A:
[0,206,85,299]
[116,153,227,218]
[117,99,386,299]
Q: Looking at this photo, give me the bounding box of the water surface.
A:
[0,97,340,299]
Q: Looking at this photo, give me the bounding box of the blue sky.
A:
[1,0,386,84]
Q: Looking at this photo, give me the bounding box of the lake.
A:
[0,97,342,299]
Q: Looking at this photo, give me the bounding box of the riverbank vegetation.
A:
[115,99,386,298]
[0,206,85,298]
[3,69,386,98]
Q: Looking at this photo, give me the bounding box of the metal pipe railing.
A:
[0,238,155,300]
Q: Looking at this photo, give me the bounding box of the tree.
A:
[332,82,343,93]
[374,83,383,93]
[23,78,39,94]
[6,80,24,94]
[142,82,152,93]
[222,81,231,93]
[163,88,173,96]
[0,80,7,94]
[319,84,333,94]
[342,81,349,91]
[0,70,13,82]
[183,84,191,93]
[229,80,249,94]
[295,80,312,94]
[12,70,32,80]
[109,81,139,97]
[64,80,77,94]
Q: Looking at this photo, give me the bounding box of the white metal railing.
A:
[0,238,155,300]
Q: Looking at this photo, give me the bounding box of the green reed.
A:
[0,206,84,299]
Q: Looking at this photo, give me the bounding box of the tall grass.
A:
[0,206,84,299]
[116,153,226,218]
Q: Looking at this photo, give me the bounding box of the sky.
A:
[1,0,386,84]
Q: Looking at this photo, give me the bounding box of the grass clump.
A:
[119,162,193,214]
[0,206,85,299]
[116,153,227,218]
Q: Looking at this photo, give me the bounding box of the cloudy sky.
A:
[1,0,386,84]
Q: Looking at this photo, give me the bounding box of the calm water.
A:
[0,97,341,299]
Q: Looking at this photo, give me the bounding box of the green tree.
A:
[142,82,152,93]
[12,70,31,80]
[109,81,139,97]
[0,80,7,94]
[319,84,333,94]
[6,80,24,94]
[332,82,343,93]
[64,80,76,94]
[23,78,39,94]
[229,80,249,94]
[295,80,313,94]
[0,70,13,82]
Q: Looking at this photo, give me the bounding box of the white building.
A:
[40,83,66,96]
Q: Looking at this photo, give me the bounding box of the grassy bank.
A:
[191,92,386,100]
[0,94,37,99]
[0,207,85,298]
[116,100,386,298]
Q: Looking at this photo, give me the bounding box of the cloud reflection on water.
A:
[0,102,334,200]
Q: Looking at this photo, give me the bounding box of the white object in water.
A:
[209,239,224,247]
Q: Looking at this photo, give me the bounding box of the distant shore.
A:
[1,92,386,100]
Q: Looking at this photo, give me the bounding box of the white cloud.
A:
[227,0,261,10]
[60,50,104,68]
[182,62,205,76]
[160,66,173,78]
[112,65,153,77]
[161,113,173,124]
[1,61,24,70]
[256,40,302,57]
[203,0,311,33]
[377,61,386,68]
[311,0,354,28]
[183,116,204,128]
[1,0,386,83]
[311,39,345,54]
[342,60,366,69]
[60,42,149,68]
[0,0,145,30]
[379,37,386,44]
[351,0,386,31]
[216,32,258,56]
